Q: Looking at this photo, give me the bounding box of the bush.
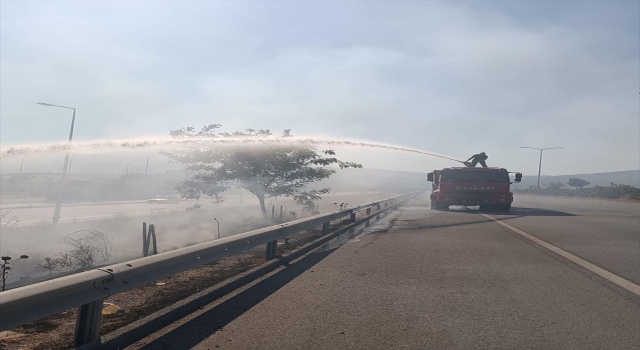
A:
[514,183,639,200]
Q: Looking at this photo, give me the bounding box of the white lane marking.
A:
[481,213,640,297]
[592,211,639,218]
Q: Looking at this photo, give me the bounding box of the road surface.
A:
[0,192,382,227]
[127,194,639,349]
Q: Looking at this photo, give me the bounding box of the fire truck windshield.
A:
[441,169,509,183]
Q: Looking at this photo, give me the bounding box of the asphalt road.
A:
[1,200,198,226]
[0,192,381,226]
[128,194,640,350]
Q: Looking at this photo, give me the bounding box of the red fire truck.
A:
[427,167,522,212]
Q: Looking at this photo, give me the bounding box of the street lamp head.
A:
[36,102,75,110]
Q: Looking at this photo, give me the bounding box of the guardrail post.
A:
[74,299,103,347]
[376,204,381,211]
[322,222,330,234]
[366,208,371,215]
[350,212,356,223]
[265,240,277,260]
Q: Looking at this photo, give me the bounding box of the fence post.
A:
[265,240,277,260]
[271,205,275,221]
[73,299,103,347]
[142,222,148,257]
[279,205,284,223]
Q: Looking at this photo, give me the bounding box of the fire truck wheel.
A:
[480,205,494,212]
[497,204,511,212]
[435,202,449,210]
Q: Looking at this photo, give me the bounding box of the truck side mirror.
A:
[515,173,522,182]
[427,172,434,182]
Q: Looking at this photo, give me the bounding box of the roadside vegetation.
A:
[514,180,640,201]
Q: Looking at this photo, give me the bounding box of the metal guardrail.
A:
[0,191,422,347]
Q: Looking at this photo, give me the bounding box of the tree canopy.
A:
[567,178,590,189]
[163,125,362,213]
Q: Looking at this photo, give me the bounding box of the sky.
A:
[1,0,639,176]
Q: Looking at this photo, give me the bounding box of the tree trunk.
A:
[258,196,267,214]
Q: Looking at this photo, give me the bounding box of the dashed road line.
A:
[481,213,640,297]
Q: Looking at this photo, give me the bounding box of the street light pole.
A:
[37,102,76,225]
[145,156,153,175]
[520,146,563,188]
[68,158,75,180]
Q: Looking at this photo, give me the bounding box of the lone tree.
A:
[163,125,362,213]
[567,178,590,189]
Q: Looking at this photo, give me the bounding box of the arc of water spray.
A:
[0,137,467,165]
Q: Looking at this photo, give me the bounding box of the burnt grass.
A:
[0,222,353,350]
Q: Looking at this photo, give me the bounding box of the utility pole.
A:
[520,147,563,188]
[37,102,76,225]
[19,155,26,174]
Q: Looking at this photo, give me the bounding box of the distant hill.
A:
[512,170,640,189]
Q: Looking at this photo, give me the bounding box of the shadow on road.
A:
[386,207,575,232]
[485,207,576,217]
[388,216,517,232]
[137,241,343,349]
[442,206,576,217]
